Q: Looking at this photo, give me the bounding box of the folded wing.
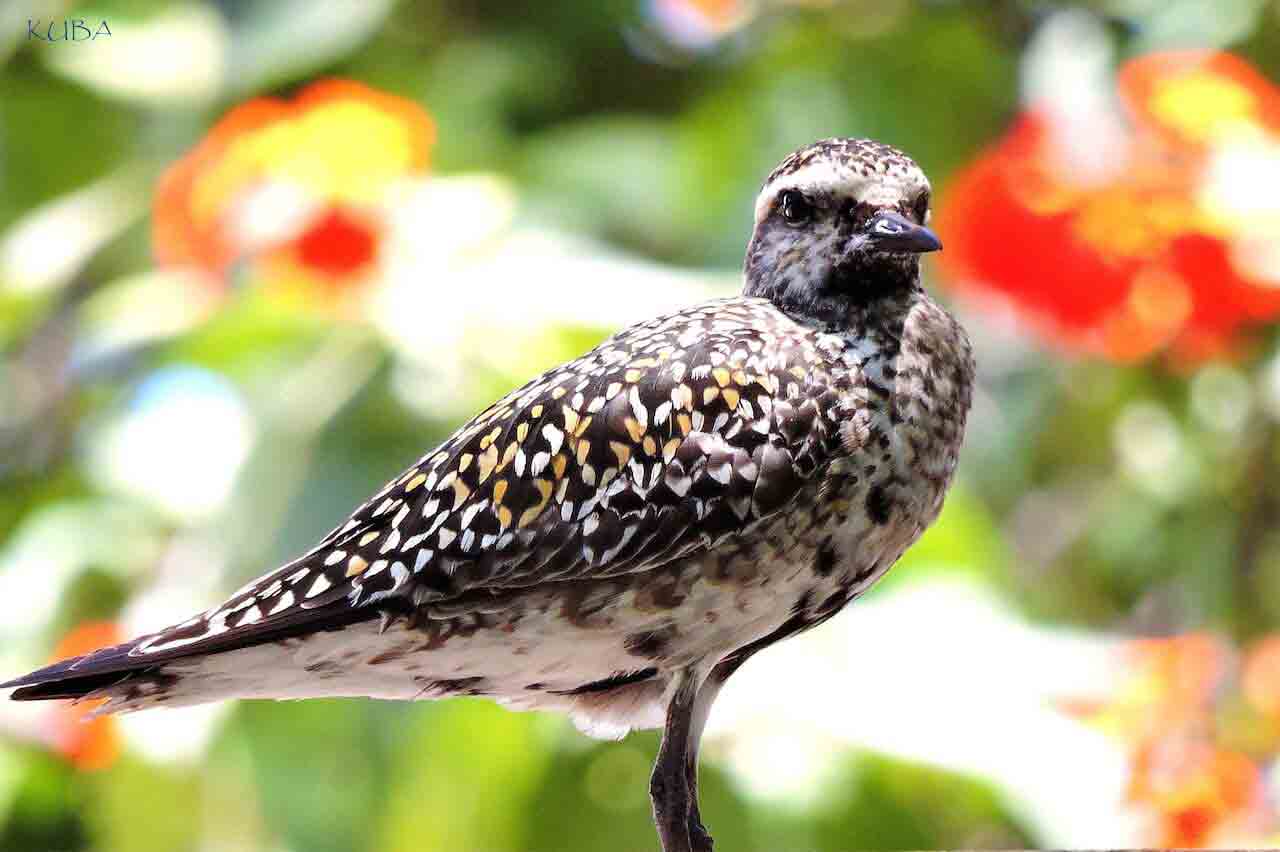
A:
[4,297,845,702]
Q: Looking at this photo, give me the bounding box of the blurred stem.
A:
[1,169,150,480]
[0,273,102,480]
[1233,418,1278,642]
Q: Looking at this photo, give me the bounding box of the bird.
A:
[4,137,973,852]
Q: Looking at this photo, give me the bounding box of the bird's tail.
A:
[3,610,429,714]
[2,600,392,713]
[2,544,419,712]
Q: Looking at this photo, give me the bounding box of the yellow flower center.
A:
[1148,73,1259,144]
[191,100,420,229]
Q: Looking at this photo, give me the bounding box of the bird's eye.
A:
[778,190,813,225]
[912,192,930,224]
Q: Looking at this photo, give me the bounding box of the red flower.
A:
[936,51,1280,363]
[294,207,379,278]
[153,79,433,302]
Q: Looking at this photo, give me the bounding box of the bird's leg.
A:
[669,648,770,850]
[682,676,724,852]
[651,667,711,852]
[654,591,840,851]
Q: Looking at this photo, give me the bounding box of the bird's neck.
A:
[743,253,924,336]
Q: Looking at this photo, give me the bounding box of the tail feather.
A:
[5,646,152,702]
[3,526,436,707]
[12,676,132,702]
[2,601,391,704]
[3,637,161,700]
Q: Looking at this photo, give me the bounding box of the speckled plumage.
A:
[5,138,974,852]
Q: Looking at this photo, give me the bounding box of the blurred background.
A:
[3,1,1280,850]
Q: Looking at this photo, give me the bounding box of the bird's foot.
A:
[651,770,713,852]
[688,813,713,852]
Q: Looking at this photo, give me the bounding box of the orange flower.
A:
[46,622,122,771]
[1063,633,1230,746]
[1061,633,1278,846]
[153,79,434,303]
[648,0,751,47]
[936,51,1280,363]
[1243,634,1280,720]
[1130,740,1266,847]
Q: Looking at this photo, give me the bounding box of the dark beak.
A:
[865,210,942,254]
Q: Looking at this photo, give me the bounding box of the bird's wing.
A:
[4,297,847,695]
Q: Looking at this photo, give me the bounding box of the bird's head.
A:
[743,138,940,325]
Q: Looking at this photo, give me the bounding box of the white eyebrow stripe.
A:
[755,162,929,224]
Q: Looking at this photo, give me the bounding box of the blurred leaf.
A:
[810,752,1034,850]
[233,700,385,852]
[375,700,553,852]
[162,288,338,379]
[0,71,135,232]
[0,753,86,852]
[222,0,396,95]
[521,118,689,257]
[84,756,200,852]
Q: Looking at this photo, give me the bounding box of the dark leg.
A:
[651,647,777,851]
[651,668,710,852]
[678,646,773,849]
[683,677,723,852]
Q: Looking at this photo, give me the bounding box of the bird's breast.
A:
[813,294,975,600]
